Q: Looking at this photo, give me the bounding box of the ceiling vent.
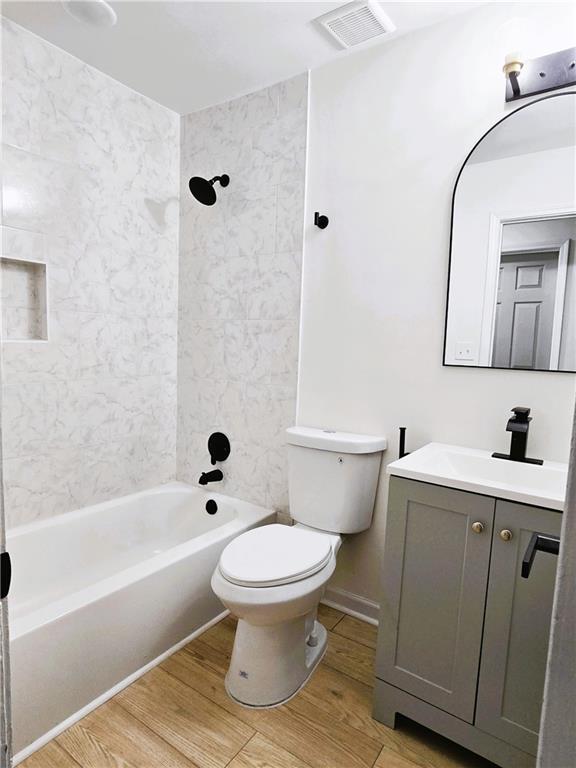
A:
[316,1,396,50]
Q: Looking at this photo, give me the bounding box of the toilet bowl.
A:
[211,426,387,707]
[211,523,341,707]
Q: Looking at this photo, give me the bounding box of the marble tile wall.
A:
[177,74,308,512]
[1,19,180,527]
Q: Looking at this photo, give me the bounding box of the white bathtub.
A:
[7,481,274,763]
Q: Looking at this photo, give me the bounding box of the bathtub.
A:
[7,481,274,763]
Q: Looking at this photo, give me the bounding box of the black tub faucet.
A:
[198,469,223,485]
[492,407,543,465]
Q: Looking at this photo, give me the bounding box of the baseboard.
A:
[12,609,229,766]
[322,586,380,626]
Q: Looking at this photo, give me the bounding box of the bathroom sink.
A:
[387,443,567,510]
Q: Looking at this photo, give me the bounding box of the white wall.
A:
[177,75,307,511]
[1,20,180,527]
[299,2,576,603]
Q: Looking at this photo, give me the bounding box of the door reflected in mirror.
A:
[444,94,576,372]
[493,217,575,370]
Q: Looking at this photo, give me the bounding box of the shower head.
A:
[188,174,230,206]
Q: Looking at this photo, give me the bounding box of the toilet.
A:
[211,426,387,708]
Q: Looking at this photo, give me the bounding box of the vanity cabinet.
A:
[475,501,561,755]
[375,479,493,722]
[374,478,561,768]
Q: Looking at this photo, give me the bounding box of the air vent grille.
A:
[317,1,396,49]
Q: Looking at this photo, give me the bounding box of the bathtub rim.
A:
[8,482,274,639]
[6,480,268,538]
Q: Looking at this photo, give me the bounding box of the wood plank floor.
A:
[22,606,496,768]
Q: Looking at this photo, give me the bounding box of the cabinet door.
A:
[476,501,561,755]
[375,478,495,722]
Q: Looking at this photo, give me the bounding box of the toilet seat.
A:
[219,524,333,588]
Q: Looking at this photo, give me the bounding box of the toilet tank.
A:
[286,427,387,534]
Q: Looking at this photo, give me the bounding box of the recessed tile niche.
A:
[1,257,48,341]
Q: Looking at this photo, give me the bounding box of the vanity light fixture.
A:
[503,46,576,102]
[502,51,524,98]
[188,174,230,206]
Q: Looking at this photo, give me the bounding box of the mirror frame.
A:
[443,91,576,373]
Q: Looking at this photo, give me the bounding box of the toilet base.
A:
[224,616,328,708]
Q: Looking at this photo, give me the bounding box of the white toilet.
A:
[211,426,387,708]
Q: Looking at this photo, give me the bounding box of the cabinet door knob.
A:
[500,529,513,542]
[472,521,484,534]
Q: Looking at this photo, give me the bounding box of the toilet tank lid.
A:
[286,427,387,454]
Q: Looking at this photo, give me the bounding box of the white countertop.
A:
[387,442,567,511]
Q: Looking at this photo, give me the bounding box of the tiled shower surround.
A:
[1,19,180,527]
[1,19,307,526]
[177,75,308,512]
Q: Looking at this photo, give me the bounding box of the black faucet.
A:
[198,469,223,485]
[492,407,543,465]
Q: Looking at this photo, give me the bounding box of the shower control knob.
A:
[500,529,513,542]
[208,432,231,465]
[471,521,484,534]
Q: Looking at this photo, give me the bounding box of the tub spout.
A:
[199,469,223,485]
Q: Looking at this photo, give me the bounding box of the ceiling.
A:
[2,1,479,115]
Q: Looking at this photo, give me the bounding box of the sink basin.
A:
[387,442,567,510]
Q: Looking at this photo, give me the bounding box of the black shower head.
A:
[188,174,230,206]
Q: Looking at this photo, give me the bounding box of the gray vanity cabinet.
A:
[375,479,495,722]
[475,501,562,755]
[374,478,561,768]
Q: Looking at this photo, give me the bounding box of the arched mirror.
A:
[444,93,576,372]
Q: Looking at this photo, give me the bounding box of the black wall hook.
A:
[314,212,329,229]
[208,432,231,465]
